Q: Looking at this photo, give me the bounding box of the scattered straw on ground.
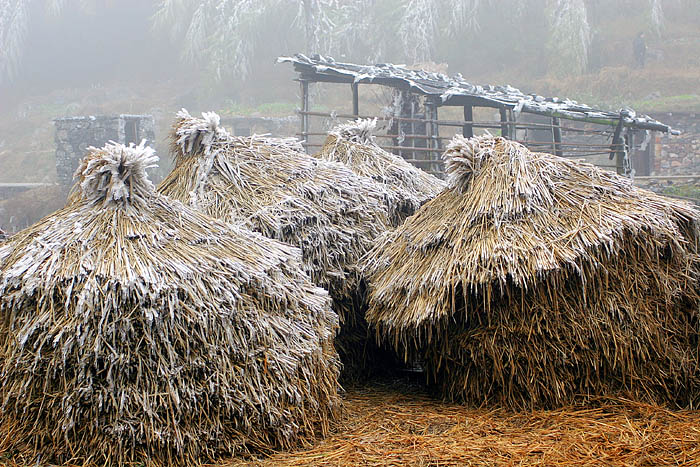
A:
[223,381,700,467]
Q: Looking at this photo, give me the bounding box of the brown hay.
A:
[157,110,396,378]
[0,142,341,466]
[224,382,700,467]
[315,119,446,226]
[363,135,700,409]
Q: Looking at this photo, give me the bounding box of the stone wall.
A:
[648,112,700,175]
[54,115,155,186]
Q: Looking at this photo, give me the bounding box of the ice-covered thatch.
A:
[364,135,700,409]
[316,118,446,226]
[157,110,395,377]
[0,142,341,465]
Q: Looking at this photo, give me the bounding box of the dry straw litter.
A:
[315,118,445,225]
[157,110,395,377]
[364,135,700,409]
[0,142,341,466]
[226,382,700,467]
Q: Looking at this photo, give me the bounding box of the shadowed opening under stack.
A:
[0,142,341,465]
[364,135,700,409]
[157,110,397,379]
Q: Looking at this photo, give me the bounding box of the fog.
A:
[1,0,699,232]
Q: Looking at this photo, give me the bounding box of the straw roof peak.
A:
[317,119,446,226]
[363,136,700,407]
[158,111,399,378]
[0,141,342,464]
[172,109,307,164]
[331,118,379,146]
[75,140,157,208]
[443,135,642,224]
[172,108,229,162]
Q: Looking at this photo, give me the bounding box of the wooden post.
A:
[499,107,509,138]
[351,83,359,117]
[617,131,630,176]
[627,129,635,176]
[433,103,441,174]
[609,117,625,174]
[552,117,563,157]
[425,99,433,166]
[300,80,310,152]
[463,104,474,138]
[410,96,416,161]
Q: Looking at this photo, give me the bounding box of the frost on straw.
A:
[158,110,395,379]
[0,141,341,465]
[364,135,700,409]
[316,118,446,226]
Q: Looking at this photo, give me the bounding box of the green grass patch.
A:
[662,183,700,199]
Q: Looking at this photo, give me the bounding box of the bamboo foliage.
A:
[315,118,446,226]
[0,142,341,465]
[158,110,393,375]
[364,135,700,408]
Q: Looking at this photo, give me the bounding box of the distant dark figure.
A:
[0,228,7,241]
[633,32,647,68]
[588,29,602,73]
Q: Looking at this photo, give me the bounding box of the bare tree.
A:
[0,0,29,84]
[548,0,591,75]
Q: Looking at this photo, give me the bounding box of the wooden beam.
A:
[351,83,359,117]
[463,105,474,138]
[300,80,310,152]
[552,117,563,157]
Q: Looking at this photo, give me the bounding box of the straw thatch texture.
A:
[157,110,394,377]
[0,142,341,466]
[364,135,700,409]
[316,119,446,226]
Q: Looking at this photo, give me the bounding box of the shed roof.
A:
[278,54,677,134]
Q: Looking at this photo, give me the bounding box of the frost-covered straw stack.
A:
[0,142,341,465]
[364,135,700,409]
[316,118,446,226]
[158,110,394,377]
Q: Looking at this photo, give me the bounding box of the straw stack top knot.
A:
[76,140,158,207]
[445,135,513,192]
[331,118,378,145]
[174,108,230,158]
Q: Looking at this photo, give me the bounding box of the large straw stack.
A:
[316,118,446,225]
[157,110,393,377]
[0,142,341,465]
[364,135,700,409]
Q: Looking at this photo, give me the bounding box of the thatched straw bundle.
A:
[157,110,393,376]
[0,142,341,465]
[316,118,446,225]
[364,135,700,409]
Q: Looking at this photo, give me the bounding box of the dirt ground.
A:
[224,379,700,467]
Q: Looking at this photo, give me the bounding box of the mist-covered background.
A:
[0,0,698,183]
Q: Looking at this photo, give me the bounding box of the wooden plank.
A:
[298,111,608,134]
[351,83,359,116]
[552,117,563,157]
[463,105,474,138]
[635,175,700,180]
